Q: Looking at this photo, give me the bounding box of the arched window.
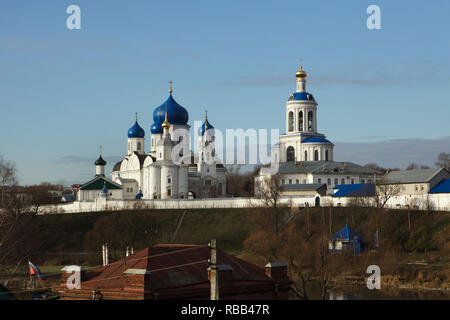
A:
[288,111,294,131]
[137,142,141,151]
[314,150,319,161]
[298,111,303,131]
[325,150,329,161]
[308,111,314,132]
[304,150,308,161]
[286,146,295,162]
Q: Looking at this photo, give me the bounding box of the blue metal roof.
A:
[293,92,315,101]
[128,121,145,138]
[332,224,362,241]
[332,183,375,197]
[429,179,450,194]
[151,94,189,134]
[302,137,332,144]
[198,119,215,136]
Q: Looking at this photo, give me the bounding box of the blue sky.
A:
[0,0,449,185]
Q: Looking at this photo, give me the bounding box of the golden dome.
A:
[296,65,307,79]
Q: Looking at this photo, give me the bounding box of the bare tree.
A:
[435,153,450,170]
[406,163,430,170]
[0,156,17,207]
[373,179,401,209]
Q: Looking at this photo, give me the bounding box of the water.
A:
[328,285,450,300]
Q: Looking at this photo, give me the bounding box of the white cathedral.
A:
[77,85,227,201]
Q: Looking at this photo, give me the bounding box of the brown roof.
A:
[57,243,292,300]
[81,244,269,292]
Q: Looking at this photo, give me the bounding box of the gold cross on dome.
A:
[169,80,173,93]
[205,109,208,120]
[99,145,103,155]
[135,112,138,121]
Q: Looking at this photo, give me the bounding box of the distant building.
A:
[381,168,449,196]
[329,224,363,254]
[280,183,327,197]
[57,244,292,300]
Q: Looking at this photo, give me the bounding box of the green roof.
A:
[0,284,16,300]
[79,176,123,191]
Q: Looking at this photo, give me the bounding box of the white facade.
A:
[110,91,227,200]
[278,66,334,163]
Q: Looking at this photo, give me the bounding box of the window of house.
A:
[130,187,133,193]
[327,178,331,186]
[304,150,308,161]
[289,179,292,184]
[351,179,354,184]
[421,185,424,191]
[137,142,141,150]
[341,178,345,184]
[318,178,321,183]
[167,188,171,196]
[282,179,285,184]
[314,150,319,161]
[361,179,365,184]
[168,177,171,184]
[325,150,329,161]
[334,178,338,185]
[205,180,211,186]
[415,185,418,191]
[296,179,299,184]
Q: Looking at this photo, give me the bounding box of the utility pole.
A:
[329,205,332,238]
[306,203,310,236]
[209,239,219,300]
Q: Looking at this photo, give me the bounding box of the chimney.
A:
[102,243,109,266]
[265,262,288,280]
[123,269,151,294]
[209,239,219,300]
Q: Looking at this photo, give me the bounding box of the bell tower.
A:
[286,66,318,134]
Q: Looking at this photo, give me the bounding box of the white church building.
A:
[256,66,380,196]
[78,85,227,201]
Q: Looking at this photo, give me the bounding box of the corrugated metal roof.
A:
[281,183,325,191]
[332,184,375,197]
[279,161,379,175]
[79,244,271,292]
[429,179,450,194]
[383,168,444,184]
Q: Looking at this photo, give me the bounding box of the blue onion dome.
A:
[128,121,145,138]
[199,118,215,136]
[152,94,189,126]
[95,155,107,166]
[150,121,163,134]
[302,137,332,144]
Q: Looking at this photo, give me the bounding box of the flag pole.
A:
[28,260,34,299]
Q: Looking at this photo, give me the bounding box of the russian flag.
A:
[28,261,45,280]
